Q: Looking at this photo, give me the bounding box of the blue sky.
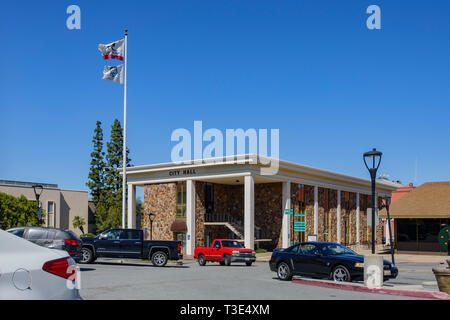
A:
[1,0,450,196]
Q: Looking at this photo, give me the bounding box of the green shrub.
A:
[255,248,268,253]
[81,233,96,237]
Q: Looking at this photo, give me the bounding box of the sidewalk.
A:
[291,277,450,300]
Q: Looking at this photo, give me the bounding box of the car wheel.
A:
[151,251,168,267]
[198,254,206,266]
[80,247,94,264]
[330,265,351,282]
[277,262,293,281]
[224,254,232,266]
[246,262,252,266]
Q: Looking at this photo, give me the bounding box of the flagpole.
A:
[122,29,128,229]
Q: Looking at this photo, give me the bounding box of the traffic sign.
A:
[284,209,294,215]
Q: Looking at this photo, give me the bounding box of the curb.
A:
[291,278,450,300]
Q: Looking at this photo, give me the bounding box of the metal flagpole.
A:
[122,29,128,229]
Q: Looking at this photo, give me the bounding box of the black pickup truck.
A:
[79,228,183,267]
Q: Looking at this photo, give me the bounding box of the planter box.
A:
[433,268,450,294]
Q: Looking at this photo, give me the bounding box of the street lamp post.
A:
[363,148,382,254]
[149,212,155,240]
[381,196,395,265]
[32,185,44,224]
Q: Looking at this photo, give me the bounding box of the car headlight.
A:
[251,252,256,256]
[355,263,364,268]
[232,251,240,256]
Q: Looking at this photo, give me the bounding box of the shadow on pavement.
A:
[90,261,190,269]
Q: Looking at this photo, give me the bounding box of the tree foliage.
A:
[87,119,131,232]
[72,215,86,234]
[0,193,46,230]
[86,121,106,205]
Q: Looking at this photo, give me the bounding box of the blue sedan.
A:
[269,242,398,282]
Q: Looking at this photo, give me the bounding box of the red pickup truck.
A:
[194,239,256,266]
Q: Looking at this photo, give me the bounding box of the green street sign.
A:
[284,209,294,215]
[438,226,449,249]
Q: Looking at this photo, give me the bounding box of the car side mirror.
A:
[314,251,322,256]
[99,234,107,240]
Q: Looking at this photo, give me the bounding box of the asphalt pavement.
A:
[79,259,433,300]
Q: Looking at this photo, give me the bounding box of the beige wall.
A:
[0,185,90,236]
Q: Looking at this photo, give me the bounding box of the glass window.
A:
[176,182,186,218]
[46,231,56,239]
[8,228,25,238]
[102,229,121,240]
[299,243,319,255]
[120,230,141,240]
[221,240,243,248]
[47,201,55,213]
[321,243,356,256]
[27,229,47,240]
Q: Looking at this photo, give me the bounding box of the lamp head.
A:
[363,148,383,172]
[32,185,44,197]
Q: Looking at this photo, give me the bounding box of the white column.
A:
[282,181,291,248]
[244,175,255,250]
[186,179,196,256]
[356,193,360,244]
[314,186,319,235]
[127,184,136,229]
[337,190,341,244]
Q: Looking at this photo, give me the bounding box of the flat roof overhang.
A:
[120,154,397,196]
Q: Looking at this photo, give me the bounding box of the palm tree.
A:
[73,216,86,234]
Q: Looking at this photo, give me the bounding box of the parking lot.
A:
[78,259,438,300]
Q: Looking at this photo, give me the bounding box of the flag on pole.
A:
[102,65,124,84]
[98,39,125,61]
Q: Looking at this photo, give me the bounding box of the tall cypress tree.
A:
[102,119,131,229]
[87,121,106,204]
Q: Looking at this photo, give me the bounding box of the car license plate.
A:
[384,270,391,276]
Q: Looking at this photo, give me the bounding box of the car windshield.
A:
[221,240,244,248]
[321,243,356,256]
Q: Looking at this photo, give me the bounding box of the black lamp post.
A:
[363,148,382,254]
[380,196,395,265]
[149,212,155,240]
[32,185,44,224]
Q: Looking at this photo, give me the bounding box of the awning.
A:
[170,219,187,232]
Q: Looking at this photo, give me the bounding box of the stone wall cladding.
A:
[254,183,282,250]
[142,180,384,249]
[143,183,177,241]
[195,181,206,247]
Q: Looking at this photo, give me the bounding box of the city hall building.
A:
[124,155,396,257]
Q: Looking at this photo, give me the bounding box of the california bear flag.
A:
[98,39,125,61]
[102,65,123,84]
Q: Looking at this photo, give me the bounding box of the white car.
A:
[0,229,81,299]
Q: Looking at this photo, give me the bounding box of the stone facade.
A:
[142,180,383,251]
[143,183,177,241]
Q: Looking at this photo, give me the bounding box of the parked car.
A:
[7,226,82,262]
[79,228,182,267]
[0,229,81,300]
[269,242,398,282]
[194,239,256,266]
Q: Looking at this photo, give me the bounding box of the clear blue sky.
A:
[1,1,450,196]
